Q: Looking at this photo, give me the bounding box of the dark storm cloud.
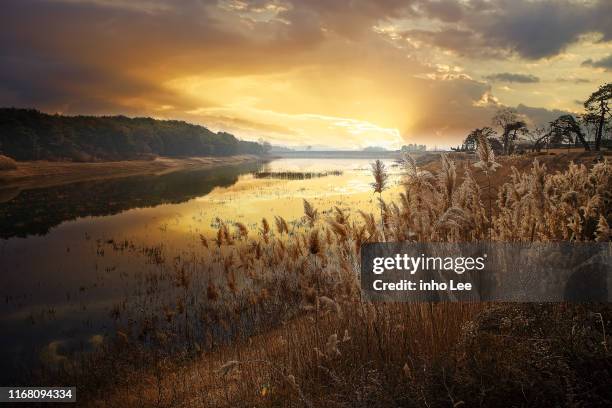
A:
[403,0,612,60]
[0,0,246,68]
[582,54,612,72]
[484,73,540,83]
[286,0,611,60]
[469,0,603,59]
[0,0,309,113]
[0,52,184,114]
[1,0,609,86]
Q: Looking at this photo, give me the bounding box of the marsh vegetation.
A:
[253,170,343,180]
[2,148,609,407]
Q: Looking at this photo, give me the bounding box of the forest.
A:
[0,108,270,161]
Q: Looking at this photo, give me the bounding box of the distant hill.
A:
[0,108,269,161]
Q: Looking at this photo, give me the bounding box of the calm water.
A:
[0,158,402,382]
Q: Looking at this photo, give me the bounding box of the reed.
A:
[253,170,343,179]
[42,152,611,407]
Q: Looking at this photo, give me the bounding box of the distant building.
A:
[401,144,427,152]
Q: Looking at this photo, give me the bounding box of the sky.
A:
[1,0,611,149]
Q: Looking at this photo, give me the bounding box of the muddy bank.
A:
[0,155,266,192]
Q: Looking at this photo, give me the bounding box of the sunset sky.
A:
[1,0,611,149]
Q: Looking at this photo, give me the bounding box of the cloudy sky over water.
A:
[1,0,611,148]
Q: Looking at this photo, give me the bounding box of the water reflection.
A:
[0,158,401,384]
[0,162,262,239]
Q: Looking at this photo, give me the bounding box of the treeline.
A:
[0,108,270,161]
[454,82,611,155]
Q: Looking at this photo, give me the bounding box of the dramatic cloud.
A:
[0,0,610,148]
[468,0,611,60]
[390,0,612,60]
[484,73,540,83]
[582,54,612,72]
[515,104,572,128]
[399,28,504,59]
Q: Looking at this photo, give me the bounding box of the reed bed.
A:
[253,170,343,180]
[43,149,611,407]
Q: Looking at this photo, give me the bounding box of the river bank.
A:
[0,155,267,192]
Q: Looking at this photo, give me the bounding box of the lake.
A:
[0,158,403,383]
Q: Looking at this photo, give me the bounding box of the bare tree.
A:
[584,83,611,151]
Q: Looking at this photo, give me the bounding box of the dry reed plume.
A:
[63,152,610,408]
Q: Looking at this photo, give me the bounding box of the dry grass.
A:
[48,151,611,407]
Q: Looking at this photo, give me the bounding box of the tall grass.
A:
[50,153,611,407]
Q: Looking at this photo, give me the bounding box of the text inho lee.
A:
[373,279,472,291]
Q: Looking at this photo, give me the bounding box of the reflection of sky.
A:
[0,158,403,380]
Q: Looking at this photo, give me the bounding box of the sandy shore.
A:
[0,155,265,191]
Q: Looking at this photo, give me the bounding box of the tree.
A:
[491,108,528,155]
[580,112,600,143]
[549,115,590,151]
[583,83,611,151]
[401,143,426,152]
[257,138,272,155]
[525,126,549,152]
[0,108,270,161]
[460,132,477,152]
[463,126,503,154]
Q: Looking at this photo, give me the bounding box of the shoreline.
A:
[0,155,267,192]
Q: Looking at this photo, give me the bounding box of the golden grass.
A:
[54,151,611,407]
